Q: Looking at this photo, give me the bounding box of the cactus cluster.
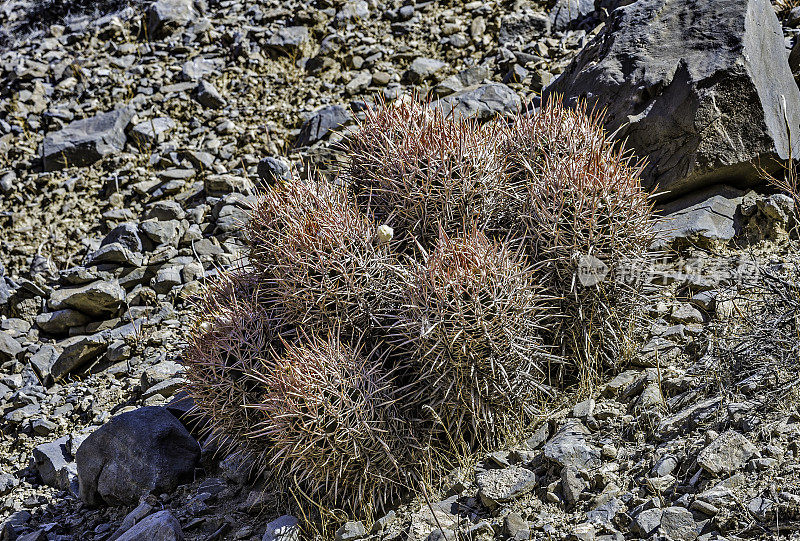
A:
[183,97,657,517]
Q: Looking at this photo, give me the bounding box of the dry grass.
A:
[774,0,800,16]
[695,258,800,441]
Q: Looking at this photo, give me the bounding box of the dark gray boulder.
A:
[76,407,200,506]
[36,310,92,335]
[50,333,109,380]
[296,105,351,147]
[544,0,800,198]
[98,222,143,255]
[42,106,134,171]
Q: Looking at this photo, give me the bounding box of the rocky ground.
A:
[1,0,800,539]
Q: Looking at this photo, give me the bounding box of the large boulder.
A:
[42,107,134,171]
[544,0,800,199]
[76,407,200,506]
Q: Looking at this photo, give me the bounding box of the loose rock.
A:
[76,406,200,506]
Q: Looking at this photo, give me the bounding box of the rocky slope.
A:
[0,0,800,539]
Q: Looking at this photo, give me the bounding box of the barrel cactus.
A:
[182,96,658,523]
[396,228,557,447]
[503,99,657,384]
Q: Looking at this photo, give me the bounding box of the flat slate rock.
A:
[542,419,601,470]
[42,106,133,171]
[653,185,745,248]
[697,430,758,476]
[476,465,538,508]
[435,83,521,121]
[48,279,125,317]
[296,105,351,147]
[115,510,184,541]
[549,0,595,30]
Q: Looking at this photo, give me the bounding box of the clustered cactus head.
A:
[506,100,656,380]
[246,336,419,512]
[508,100,653,273]
[182,273,278,468]
[183,96,658,521]
[246,179,401,343]
[339,97,508,250]
[397,228,555,447]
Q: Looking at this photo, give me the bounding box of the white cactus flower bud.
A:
[376,224,394,245]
